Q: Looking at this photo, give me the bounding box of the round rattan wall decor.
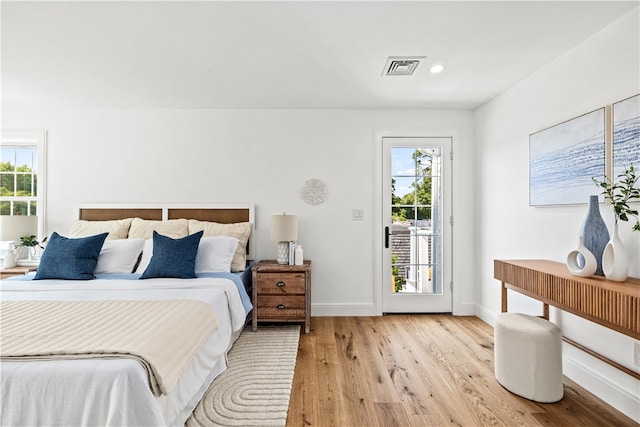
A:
[300,179,328,205]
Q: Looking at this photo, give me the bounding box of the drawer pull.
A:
[276,281,286,287]
[276,304,286,310]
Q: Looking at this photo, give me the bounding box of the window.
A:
[0,130,47,235]
[390,146,443,294]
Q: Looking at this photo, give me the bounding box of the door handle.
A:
[385,226,390,248]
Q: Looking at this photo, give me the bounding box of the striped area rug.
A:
[186,325,300,427]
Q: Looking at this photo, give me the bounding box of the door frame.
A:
[373,128,460,316]
[382,136,452,313]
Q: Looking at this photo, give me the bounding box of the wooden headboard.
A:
[78,204,255,259]
[79,208,163,221]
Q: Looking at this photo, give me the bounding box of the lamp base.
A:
[276,241,290,265]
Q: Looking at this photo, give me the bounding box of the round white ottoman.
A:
[494,313,563,403]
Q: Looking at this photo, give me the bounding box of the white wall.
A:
[475,10,640,421]
[2,107,475,316]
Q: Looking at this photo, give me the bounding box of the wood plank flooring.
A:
[286,315,638,427]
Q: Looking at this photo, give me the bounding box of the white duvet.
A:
[0,276,249,427]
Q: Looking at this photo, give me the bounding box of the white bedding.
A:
[0,276,250,427]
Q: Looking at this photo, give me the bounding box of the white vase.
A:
[566,236,597,277]
[602,223,629,282]
[294,244,304,266]
[3,251,16,268]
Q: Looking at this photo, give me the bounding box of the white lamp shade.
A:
[271,214,298,241]
[0,216,38,242]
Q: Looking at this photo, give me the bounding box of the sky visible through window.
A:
[1,148,37,171]
[392,147,433,199]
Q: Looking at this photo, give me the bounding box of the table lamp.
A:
[271,213,297,265]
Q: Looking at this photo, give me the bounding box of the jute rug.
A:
[186,325,300,427]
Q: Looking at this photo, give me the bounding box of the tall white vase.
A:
[602,223,629,282]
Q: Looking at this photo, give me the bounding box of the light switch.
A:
[352,209,364,220]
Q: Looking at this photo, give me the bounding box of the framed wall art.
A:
[612,94,640,179]
[529,108,606,206]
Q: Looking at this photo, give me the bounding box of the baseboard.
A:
[313,302,477,317]
[563,351,640,423]
[474,304,496,326]
[453,302,476,316]
[311,303,377,317]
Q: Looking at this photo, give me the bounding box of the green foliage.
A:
[17,235,44,248]
[391,253,405,292]
[592,165,640,232]
[0,161,15,172]
[1,162,37,200]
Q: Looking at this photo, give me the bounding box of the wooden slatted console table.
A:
[494,259,640,379]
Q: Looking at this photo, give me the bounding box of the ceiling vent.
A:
[383,56,426,76]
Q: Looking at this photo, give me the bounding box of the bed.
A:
[0,205,255,426]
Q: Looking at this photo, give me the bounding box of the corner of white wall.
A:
[474,8,640,422]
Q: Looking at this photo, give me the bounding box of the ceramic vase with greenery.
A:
[16,235,46,261]
[592,165,640,281]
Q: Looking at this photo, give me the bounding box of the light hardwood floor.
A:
[286,315,638,427]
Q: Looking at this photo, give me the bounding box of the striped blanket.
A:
[0,299,218,395]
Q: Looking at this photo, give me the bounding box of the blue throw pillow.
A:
[140,230,203,279]
[34,232,108,280]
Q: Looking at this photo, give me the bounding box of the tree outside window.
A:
[0,131,47,240]
[1,147,39,216]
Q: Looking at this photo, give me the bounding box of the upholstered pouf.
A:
[494,313,563,403]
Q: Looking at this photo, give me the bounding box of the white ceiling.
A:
[2,1,638,110]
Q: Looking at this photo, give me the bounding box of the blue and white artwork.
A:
[529,108,605,206]
[612,94,640,179]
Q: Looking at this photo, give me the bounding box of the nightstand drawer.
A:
[256,272,305,294]
[257,295,305,318]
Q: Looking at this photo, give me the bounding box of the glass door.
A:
[382,137,452,313]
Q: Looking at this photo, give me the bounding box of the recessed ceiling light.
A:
[430,64,445,74]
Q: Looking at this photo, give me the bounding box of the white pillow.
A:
[135,236,239,274]
[195,236,239,273]
[188,220,252,272]
[135,238,154,273]
[95,238,145,274]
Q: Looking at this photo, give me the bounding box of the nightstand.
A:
[252,260,311,333]
[1,266,37,280]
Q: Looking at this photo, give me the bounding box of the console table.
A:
[494,259,640,379]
